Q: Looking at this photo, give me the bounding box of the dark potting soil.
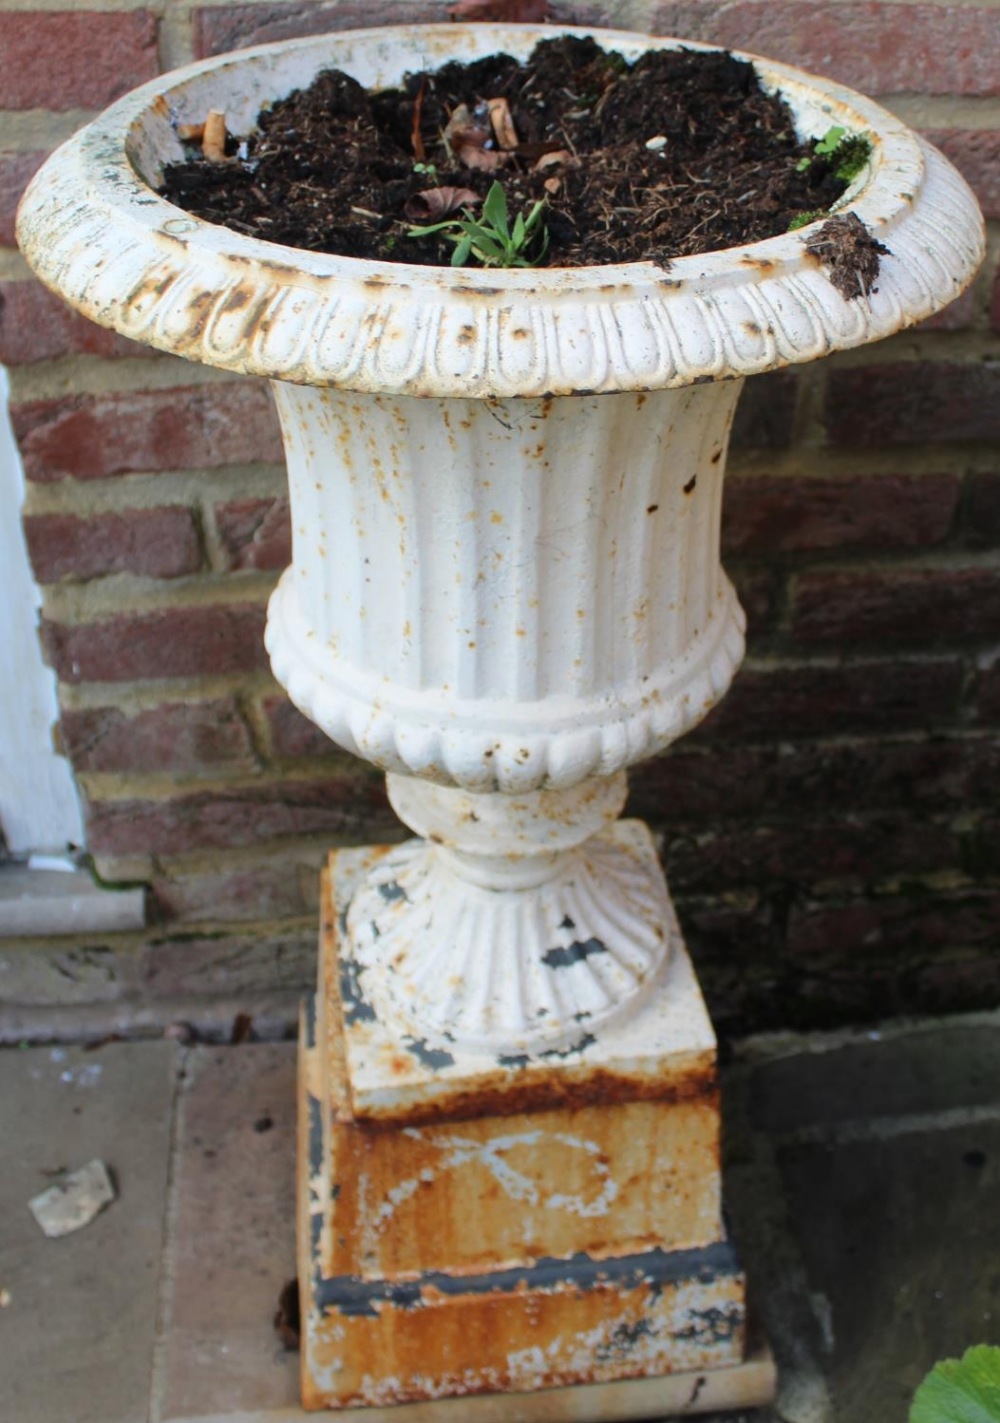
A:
[160,36,865,270]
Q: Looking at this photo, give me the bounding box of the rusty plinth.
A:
[297,840,773,1415]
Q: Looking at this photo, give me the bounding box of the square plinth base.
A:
[298,843,776,1414]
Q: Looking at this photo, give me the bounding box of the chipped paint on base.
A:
[329,828,719,1125]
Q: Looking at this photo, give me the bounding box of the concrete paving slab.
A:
[748,1020,1000,1135]
[158,1044,300,1421]
[778,1118,1000,1423]
[0,1039,178,1423]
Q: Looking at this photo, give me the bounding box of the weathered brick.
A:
[923,129,1000,220]
[215,497,291,571]
[60,699,256,774]
[86,776,393,856]
[194,1,445,57]
[0,151,46,248]
[961,472,1000,550]
[727,563,782,637]
[11,384,283,483]
[788,892,1000,957]
[665,815,960,894]
[729,371,797,450]
[916,281,980,333]
[696,657,964,741]
[140,925,315,999]
[722,472,958,555]
[261,694,340,760]
[0,11,159,111]
[826,363,1000,447]
[789,567,1000,647]
[972,663,1000,724]
[23,508,201,583]
[0,280,148,365]
[41,604,269,684]
[652,2,1000,98]
[630,735,1000,827]
[150,852,323,925]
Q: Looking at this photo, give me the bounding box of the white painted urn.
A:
[18,23,984,1063]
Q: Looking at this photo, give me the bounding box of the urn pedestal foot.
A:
[297,839,777,1415]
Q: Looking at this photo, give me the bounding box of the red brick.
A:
[629,734,1000,826]
[729,371,798,450]
[923,129,1000,219]
[826,363,1000,447]
[41,604,269,684]
[150,854,321,925]
[60,698,256,774]
[0,280,149,365]
[722,472,957,555]
[0,11,159,111]
[11,383,283,484]
[727,563,782,637]
[961,472,1000,550]
[665,816,960,894]
[788,892,1000,957]
[215,497,291,571]
[23,507,201,583]
[972,663,1000,724]
[789,567,1000,646]
[194,1,444,57]
[653,2,1000,98]
[262,694,340,760]
[0,151,45,248]
[916,281,980,333]
[86,775,392,855]
[696,657,964,741]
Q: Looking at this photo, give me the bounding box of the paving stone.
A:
[778,1118,1000,1423]
[0,1040,178,1423]
[159,1043,300,1420]
[749,1021,1000,1135]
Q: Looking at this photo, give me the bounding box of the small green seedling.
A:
[413,161,438,177]
[797,124,872,182]
[407,180,550,268]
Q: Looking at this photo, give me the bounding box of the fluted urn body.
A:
[17,22,985,1059]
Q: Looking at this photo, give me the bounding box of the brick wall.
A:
[1,0,998,1038]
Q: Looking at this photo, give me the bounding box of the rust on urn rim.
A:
[16,24,985,399]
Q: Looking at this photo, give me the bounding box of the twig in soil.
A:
[411,78,426,162]
[202,110,227,163]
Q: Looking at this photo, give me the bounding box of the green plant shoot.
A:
[796,124,872,182]
[910,1345,1000,1423]
[407,181,550,268]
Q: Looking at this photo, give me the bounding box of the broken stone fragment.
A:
[28,1158,116,1238]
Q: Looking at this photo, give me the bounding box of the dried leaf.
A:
[458,144,505,173]
[449,0,553,17]
[403,186,482,222]
[533,149,577,174]
[443,103,491,159]
[543,176,561,195]
[411,77,426,162]
[487,97,520,152]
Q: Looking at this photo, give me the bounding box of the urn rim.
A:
[16,22,986,397]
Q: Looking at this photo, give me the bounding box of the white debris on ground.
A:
[28,1158,116,1238]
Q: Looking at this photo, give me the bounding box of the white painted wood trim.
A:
[0,366,86,855]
